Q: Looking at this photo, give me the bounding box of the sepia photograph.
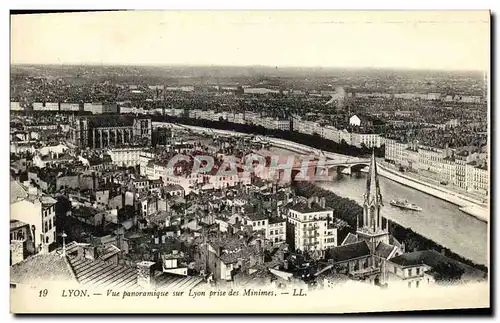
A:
[8,9,491,314]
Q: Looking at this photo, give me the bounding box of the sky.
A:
[10,11,490,72]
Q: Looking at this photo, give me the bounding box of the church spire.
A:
[365,149,383,207]
[360,149,385,233]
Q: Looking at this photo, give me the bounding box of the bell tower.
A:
[357,150,389,251]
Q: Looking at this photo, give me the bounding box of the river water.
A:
[264,147,488,266]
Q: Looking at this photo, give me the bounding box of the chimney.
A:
[77,243,88,258]
[137,261,156,289]
[10,239,27,265]
[83,245,99,260]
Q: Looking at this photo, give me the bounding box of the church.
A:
[322,151,404,286]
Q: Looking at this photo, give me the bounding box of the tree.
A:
[431,262,465,282]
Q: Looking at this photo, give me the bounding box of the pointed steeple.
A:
[365,149,383,207]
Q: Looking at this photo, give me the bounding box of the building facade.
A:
[285,197,338,254]
[10,195,57,254]
[69,116,152,149]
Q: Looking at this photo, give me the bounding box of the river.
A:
[264,147,488,266]
[162,122,488,267]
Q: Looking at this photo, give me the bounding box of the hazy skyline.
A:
[11,11,490,72]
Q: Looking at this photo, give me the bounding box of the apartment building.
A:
[352,133,381,148]
[267,217,287,246]
[285,196,338,254]
[10,188,57,254]
[108,147,145,168]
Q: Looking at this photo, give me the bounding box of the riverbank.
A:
[294,182,488,273]
[158,120,489,223]
[377,163,488,223]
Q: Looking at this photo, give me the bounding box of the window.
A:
[416,281,420,288]
[416,268,420,275]
[45,236,49,244]
[408,281,411,288]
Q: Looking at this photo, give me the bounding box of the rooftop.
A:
[245,212,268,222]
[288,201,327,214]
[341,233,358,246]
[374,242,397,259]
[10,180,28,204]
[389,250,486,280]
[10,219,29,231]
[164,184,184,192]
[10,249,205,291]
[325,241,371,263]
[268,217,286,224]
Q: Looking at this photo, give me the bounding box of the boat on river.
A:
[390,199,423,211]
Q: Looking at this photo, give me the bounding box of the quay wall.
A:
[377,163,488,223]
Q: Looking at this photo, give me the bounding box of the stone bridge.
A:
[153,122,371,175]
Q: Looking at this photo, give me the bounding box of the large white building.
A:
[352,133,381,148]
[349,115,361,127]
[466,162,488,196]
[384,139,408,164]
[60,103,81,112]
[260,117,290,131]
[285,196,338,254]
[108,147,145,168]
[10,102,22,111]
[10,185,57,254]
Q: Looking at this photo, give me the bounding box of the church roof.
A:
[389,235,403,250]
[325,241,371,263]
[375,242,397,259]
[87,115,136,128]
[341,232,359,246]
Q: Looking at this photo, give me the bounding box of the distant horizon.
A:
[10,63,487,74]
